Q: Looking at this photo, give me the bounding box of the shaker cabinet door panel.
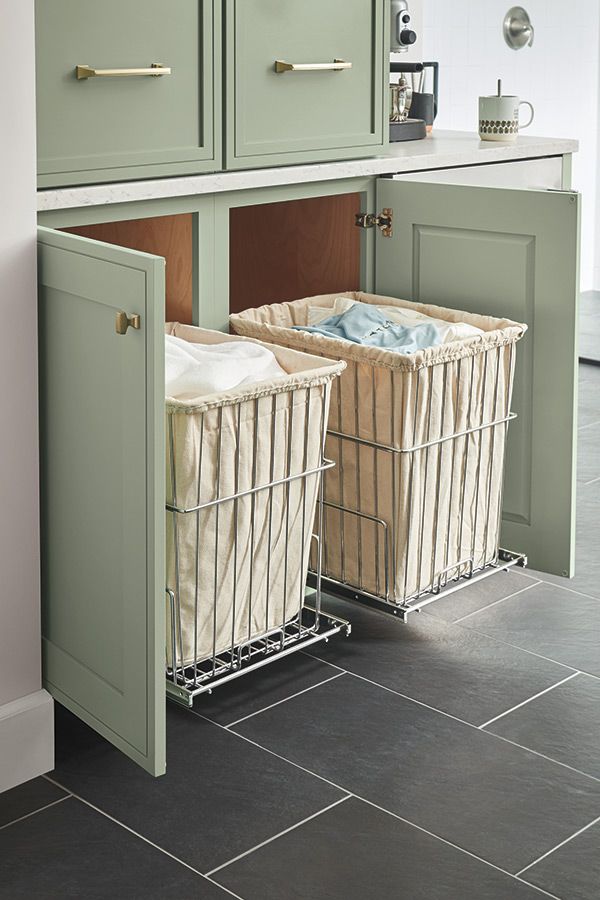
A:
[225,0,386,168]
[38,227,166,776]
[374,179,580,577]
[35,0,219,187]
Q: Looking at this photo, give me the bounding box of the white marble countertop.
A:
[37,130,578,212]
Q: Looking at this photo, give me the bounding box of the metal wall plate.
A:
[503,6,534,50]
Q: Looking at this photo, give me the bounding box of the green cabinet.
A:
[38,227,166,776]
[36,0,220,187]
[374,179,580,577]
[35,1,387,186]
[37,166,580,775]
[224,0,387,169]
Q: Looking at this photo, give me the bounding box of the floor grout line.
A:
[190,707,351,796]
[452,580,541,624]
[346,671,600,782]
[307,599,582,678]
[225,671,345,729]
[203,656,600,784]
[451,618,584,673]
[44,700,586,898]
[205,795,352,878]
[43,775,223,887]
[300,650,349,674]
[355,797,565,900]
[515,813,600,877]
[0,794,72,832]
[346,671,476,727]
[311,668,600,785]
[478,672,581,730]
[203,876,248,900]
[190,711,567,900]
[462,618,600,678]
[484,732,600,782]
[528,578,600,605]
[512,876,564,899]
[190,703,585,898]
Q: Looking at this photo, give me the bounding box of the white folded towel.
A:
[166,334,286,400]
[307,297,484,344]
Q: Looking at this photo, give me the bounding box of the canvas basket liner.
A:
[230,292,526,602]
[165,324,344,668]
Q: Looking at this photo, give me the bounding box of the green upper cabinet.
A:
[35,0,220,187]
[224,0,387,169]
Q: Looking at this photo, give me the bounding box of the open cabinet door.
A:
[374,179,580,577]
[38,226,166,776]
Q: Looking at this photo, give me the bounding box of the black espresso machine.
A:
[389,60,439,142]
[389,0,438,141]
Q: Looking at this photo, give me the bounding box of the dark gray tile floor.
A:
[456,581,600,676]
[2,361,599,899]
[423,567,540,623]
[0,798,230,900]
[0,776,67,828]
[214,796,551,900]
[306,590,571,726]
[231,672,600,874]
[198,651,344,726]
[484,673,600,780]
[51,702,344,874]
[520,819,600,900]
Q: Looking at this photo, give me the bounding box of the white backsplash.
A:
[422,0,600,291]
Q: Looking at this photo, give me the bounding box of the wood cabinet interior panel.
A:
[229,194,361,314]
[63,215,193,324]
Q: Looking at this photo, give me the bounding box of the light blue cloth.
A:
[293,303,444,354]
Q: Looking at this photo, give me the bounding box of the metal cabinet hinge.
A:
[355,208,393,238]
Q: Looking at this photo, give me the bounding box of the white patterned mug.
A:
[478,94,534,142]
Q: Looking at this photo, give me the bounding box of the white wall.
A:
[422,0,600,291]
[0,0,53,792]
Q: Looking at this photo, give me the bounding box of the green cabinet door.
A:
[36,0,220,188]
[374,179,580,577]
[225,0,386,169]
[38,227,166,776]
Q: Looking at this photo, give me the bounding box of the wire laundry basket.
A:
[164,325,350,706]
[317,340,525,618]
[230,291,528,621]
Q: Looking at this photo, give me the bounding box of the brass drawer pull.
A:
[76,63,171,80]
[115,312,141,335]
[274,59,352,74]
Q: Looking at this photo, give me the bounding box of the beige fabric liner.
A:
[230,293,526,602]
[165,324,344,668]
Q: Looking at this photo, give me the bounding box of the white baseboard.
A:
[0,690,54,794]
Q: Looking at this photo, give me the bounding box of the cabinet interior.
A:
[63,214,194,324]
[62,193,362,326]
[229,193,361,313]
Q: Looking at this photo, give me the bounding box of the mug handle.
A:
[519,100,534,129]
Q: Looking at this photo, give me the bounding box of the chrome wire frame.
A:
[312,343,527,621]
[165,383,350,707]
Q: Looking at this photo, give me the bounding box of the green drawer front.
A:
[36,0,219,187]
[226,0,386,169]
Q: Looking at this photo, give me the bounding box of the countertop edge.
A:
[37,132,579,212]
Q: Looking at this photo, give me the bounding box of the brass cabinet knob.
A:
[115,311,141,335]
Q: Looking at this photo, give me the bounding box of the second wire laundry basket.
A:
[230,291,528,620]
